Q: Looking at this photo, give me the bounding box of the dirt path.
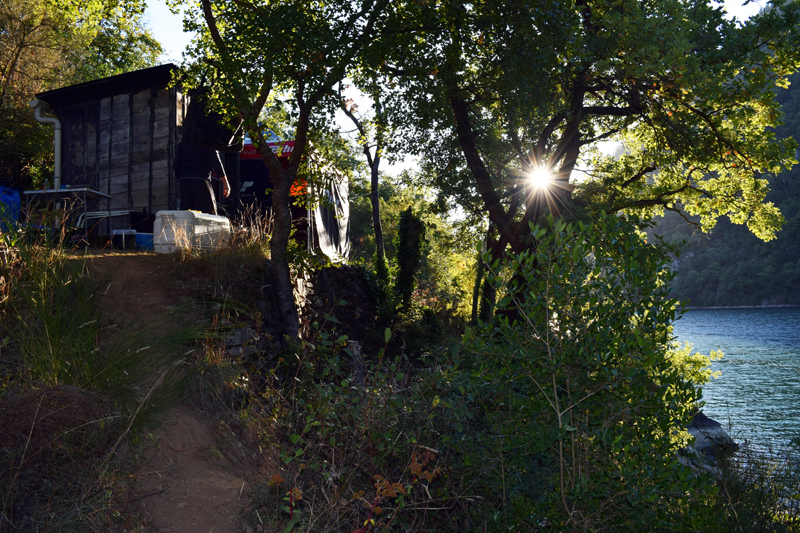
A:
[89,252,252,533]
[131,409,250,533]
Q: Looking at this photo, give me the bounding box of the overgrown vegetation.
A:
[0,196,796,531]
[0,225,192,531]
[350,175,477,335]
[6,0,800,523]
[168,210,800,532]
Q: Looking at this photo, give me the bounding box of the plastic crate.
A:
[135,232,154,250]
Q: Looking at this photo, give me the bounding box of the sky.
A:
[144,1,191,64]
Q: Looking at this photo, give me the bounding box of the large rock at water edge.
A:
[686,411,739,463]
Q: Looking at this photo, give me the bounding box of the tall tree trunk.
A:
[471,223,493,324]
[371,99,385,260]
[471,244,484,325]
[370,143,384,260]
[257,143,300,342]
[340,85,385,260]
[270,177,300,341]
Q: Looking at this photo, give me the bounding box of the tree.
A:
[448,215,717,530]
[0,0,162,185]
[65,5,162,83]
[338,83,388,268]
[371,0,800,263]
[178,0,390,341]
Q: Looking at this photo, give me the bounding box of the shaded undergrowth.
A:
[2,211,797,532]
[0,227,194,532]
[182,215,800,533]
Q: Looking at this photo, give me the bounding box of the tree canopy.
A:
[366,0,800,258]
[178,0,800,333]
[648,70,800,307]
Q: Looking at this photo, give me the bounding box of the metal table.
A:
[23,186,115,242]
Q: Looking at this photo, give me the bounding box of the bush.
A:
[241,327,453,532]
[440,214,719,531]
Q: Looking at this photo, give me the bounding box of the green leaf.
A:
[384,327,391,343]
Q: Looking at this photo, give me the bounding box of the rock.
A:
[293,265,377,340]
[222,326,275,360]
[223,326,256,347]
[681,411,739,470]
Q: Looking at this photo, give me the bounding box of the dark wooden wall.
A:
[58,87,189,233]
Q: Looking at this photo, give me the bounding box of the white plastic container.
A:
[153,210,231,254]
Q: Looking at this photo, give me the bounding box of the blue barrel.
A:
[0,187,21,228]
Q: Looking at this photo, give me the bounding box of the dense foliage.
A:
[233,213,800,532]
[366,0,800,265]
[3,0,800,528]
[349,174,478,327]
[652,70,800,306]
[442,214,713,530]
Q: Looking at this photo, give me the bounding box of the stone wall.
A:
[294,265,376,341]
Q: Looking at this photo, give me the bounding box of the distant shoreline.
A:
[679,304,800,310]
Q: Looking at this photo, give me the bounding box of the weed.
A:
[710,442,800,532]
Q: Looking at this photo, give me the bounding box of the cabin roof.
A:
[37,63,179,109]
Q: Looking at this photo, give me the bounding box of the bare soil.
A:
[89,252,256,533]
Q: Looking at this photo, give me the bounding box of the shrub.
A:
[440,214,719,531]
[241,327,452,532]
[393,207,425,310]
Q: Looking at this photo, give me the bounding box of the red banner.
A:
[240,140,295,160]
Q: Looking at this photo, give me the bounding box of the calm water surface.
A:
[672,308,800,447]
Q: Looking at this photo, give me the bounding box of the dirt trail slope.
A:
[90,253,250,533]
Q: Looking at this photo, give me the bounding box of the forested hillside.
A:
[652,71,800,307]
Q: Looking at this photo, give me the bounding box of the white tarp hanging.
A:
[312,177,350,260]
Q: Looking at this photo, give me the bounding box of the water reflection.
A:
[672,308,800,448]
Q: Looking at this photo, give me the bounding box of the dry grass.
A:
[0,385,112,452]
[0,223,196,531]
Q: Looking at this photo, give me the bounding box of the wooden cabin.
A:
[36,64,350,259]
[35,63,186,234]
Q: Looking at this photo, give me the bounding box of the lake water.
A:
[672,307,800,448]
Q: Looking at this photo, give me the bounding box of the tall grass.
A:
[710,442,800,532]
[0,221,195,531]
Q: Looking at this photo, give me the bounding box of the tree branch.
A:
[582,105,641,116]
[665,205,703,232]
[579,128,622,146]
[450,95,513,236]
[200,0,229,59]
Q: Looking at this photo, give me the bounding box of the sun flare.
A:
[529,167,552,188]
